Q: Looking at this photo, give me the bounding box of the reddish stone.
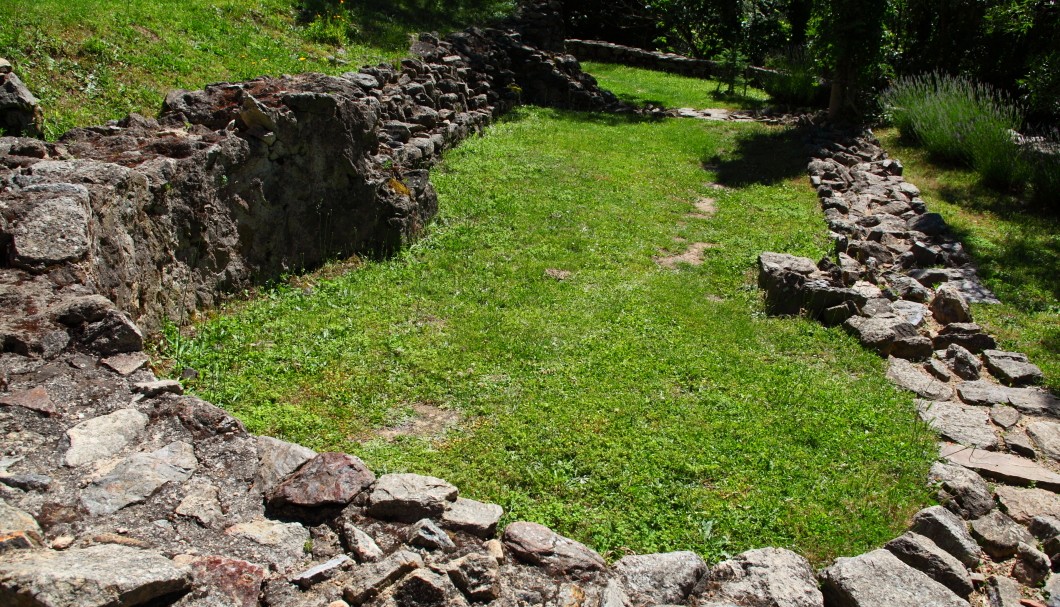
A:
[267,452,375,512]
[0,386,56,416]
[176,555,266,607]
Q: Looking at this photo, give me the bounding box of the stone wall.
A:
[2,7,1060,607]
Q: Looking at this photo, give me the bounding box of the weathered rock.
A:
[1027,421,1060,462]
[990,405,1020,429]
[267,452,375,517]
[928,462,995,519]
[910,505,983,568]
[175,481,224,527]
[64,407,150,467]
[291,555,353,589]
[365,473,457,522]
[845,316,921,357]
[133,379,183,397]
[1007,388,1060,415]
[1013,542,1050,586]
[888,274,933,303]
[226,518,309,548]
[957,381,1014,407]
[172,555,267,607]
[940,442,1060,491]
[343,550,423,605]
[1005,428,1040,458]
[983,350,1043,386]
[0,386,57,416]
[0,544,191,607]
[928,360,955,384]
[613,551,706,606]
[441,497,503,538]
[101,352,150,375]
[407,518,456,551]
[917,400,998,449]
[986,574,1023,607]
[695,547,822,607]
[947,344,982,381]
[970,510,1035,560]
[342,522,384,563]
[995,485,1060,525]
[0,473,51,492]
[446,552,501,602]
[393,569,468,607]
[0,70,42,137]
[255,435,317,494]
[0,499,42,546]
[81,441,198,515]
[930,285,972,325]
[885,532,974,598]
[887,358,953,401]
[933,323,996,353]
[502,521,606,577]
[4,184,90,270]
[819,549,969,607]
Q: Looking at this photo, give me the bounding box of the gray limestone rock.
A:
[502,521,606,577]
[291,555,353,589]
[64,407,149,467]
[970,510,1035,560]
[80,441,198,516]
[407,518,456,551]
[0,544,191,607]
[1027,421,1060,463]
[930,284,973,325]
[819,549,969,607]
[365,473,458,523]
[947,344,982,381]
[957,381,1014,407]
[175,481,224,527]
[446,552,501,602]
[941,442,1060,490]
[911,505,983,568]
[845,316,922,358]
[983,350,1043,386]
[887,358,953,401]
[1006,428,1038,458]
[995,485,1060,525]
[917,400,998,450]
[986,575,1023,607]
[933,323,997,353]
[1007,388,1060,415]
[6,184,91,270]
[440,497,503,538]
[255,435,317,494]
[893,300,929,327]
[613,551,706,606]
[0,498,42,548]
[695,547,823,607]
[990,405,1020,429]
[225,518,310,549]
[393,569,469,607]
[885,531,974,598]
[928,462,995,519]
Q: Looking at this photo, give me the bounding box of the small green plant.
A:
[762,46,822,108]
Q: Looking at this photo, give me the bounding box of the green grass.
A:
[162,108,935,565]
[0,0,508,139]
[582,61,769,110]
[878,129,1060,392]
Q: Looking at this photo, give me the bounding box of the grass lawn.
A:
[0,0,509,139]
[877,129,1060,392]
[162,108,935,564]
[582,61,769,110]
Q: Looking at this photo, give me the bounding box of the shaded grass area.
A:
[162,108,935,564]
[581,61,769,111]
[878,129,1060,391]
[0,0,438,138]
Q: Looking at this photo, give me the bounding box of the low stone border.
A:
[2,5,1060,606]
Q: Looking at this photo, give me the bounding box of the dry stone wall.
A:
[2,4,1060,606]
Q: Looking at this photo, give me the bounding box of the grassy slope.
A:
[878,130,1060,392]
[582,61,769,110]
[165,109,935,564]
[0,0,426,139]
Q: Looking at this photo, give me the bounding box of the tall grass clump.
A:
[881,72,1027,190]
[763,46,824,108]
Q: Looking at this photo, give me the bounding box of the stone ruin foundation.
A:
[1,6,1060,607]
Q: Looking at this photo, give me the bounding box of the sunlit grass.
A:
[582,61,769,110]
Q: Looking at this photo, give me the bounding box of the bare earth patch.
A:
[687,197,717,219]
[368,402,462,442]
[654,242,718,269]
[544,268,573,281]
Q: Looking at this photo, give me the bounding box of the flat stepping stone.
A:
[1026,420,1060,462]
[928,462,995,519]
[887,358,953,401]
[101,352,149,375]
[983,350,1043,386]
[969,510,1034,560]
[0,544,191,607]
[614,551,706,606]
[917,400,998,450]
[819,549,969,607]
[940,442,1060,491]
[441,497,503,538]
[994,485,1060,525]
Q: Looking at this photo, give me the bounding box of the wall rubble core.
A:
[2,4,1060,606]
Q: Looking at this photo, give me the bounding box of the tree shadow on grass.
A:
[710,125,811,187]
